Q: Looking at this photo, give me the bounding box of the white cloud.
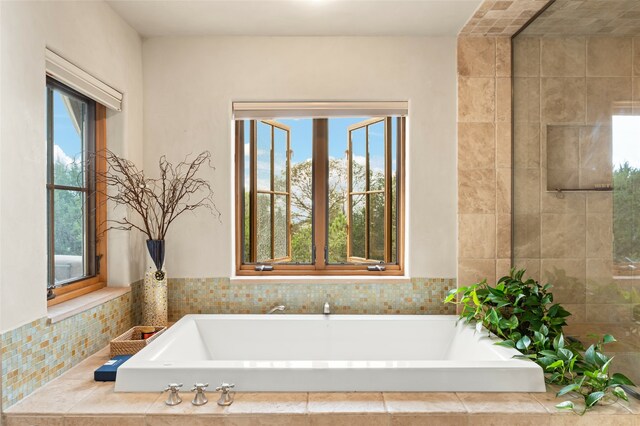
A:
[351,155,384,172]
[53,145,74,165]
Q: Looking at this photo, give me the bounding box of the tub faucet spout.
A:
[268,305,285,314]
[323,302,330,315]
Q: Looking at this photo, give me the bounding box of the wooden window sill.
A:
[230,276,411,285]
[47,287,130,324]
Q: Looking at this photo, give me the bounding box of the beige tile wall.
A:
[458,0,640,383]
[512,34,640,382]
[457,35,514,287]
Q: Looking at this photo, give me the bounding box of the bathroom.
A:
[1,0,639,424]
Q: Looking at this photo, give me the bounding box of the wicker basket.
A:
[110,326,166,357]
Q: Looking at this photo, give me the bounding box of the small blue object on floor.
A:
[94,355,132,381]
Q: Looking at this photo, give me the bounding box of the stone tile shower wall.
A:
[157,278,456,322]
[512,35,640,382]
[457,35,514,287]
[0,291,134,409]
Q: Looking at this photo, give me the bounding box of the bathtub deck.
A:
[3,346,639,426]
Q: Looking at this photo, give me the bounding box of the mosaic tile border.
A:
[159,277,457,322]
[0,291,134,409]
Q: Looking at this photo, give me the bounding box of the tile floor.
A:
[2,346,639,425]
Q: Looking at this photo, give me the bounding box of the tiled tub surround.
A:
[0,290,135,410]
[148,278,456,322]
[1,277,452,411]
[3,346,639,426]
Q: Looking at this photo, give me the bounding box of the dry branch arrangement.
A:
[98,150,219,279]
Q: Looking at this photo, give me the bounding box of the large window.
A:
[235,104,405,275]
[46,77,107,304]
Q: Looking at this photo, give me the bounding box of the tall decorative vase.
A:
[142,240,168,326]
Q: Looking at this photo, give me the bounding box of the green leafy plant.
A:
[445,268,636,415]
[444,268,571,355]
[554,335,634,414]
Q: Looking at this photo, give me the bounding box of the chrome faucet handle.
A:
[191,383,209,406]
[163,383,183,406]
[215,383,235,406]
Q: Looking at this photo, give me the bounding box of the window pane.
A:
[257,121,271,191]
[54,189,85,283]
[238,115,403,269]
[613,115,640,270]
[53,90,85,187]
[273,127,288,193]
[350,193,366,259]
[368,120,385,191]
[256,193,272,262]
[328,118,363,263]
[278,119,312,264]
[274,194,288,259]
[391,118,398,264]
[242,120,251,263]
[368,192,385,261]
[350,126,366,193]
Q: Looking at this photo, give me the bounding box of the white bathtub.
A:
[114,314,545,392]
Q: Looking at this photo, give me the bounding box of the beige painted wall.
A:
[142,36,459,279]
[0,1,144,332]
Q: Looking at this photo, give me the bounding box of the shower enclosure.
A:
[513,0,640,382]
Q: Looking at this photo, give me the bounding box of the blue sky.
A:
[52,90,83,164]
[280,117,368,163]
[243,117,398,191]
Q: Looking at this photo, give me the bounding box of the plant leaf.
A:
[611,373,635,386]
[471,290,480,306]
[557,383,580,397]
[546,360,564,370]
[556,383,580,396]
[555,401,574,410]
[558,348,574,362]
[585,391,605,407]
[603,334,616,344]
[584,345,596,365]
[595,351,609,368]
[612,386,628,401]
[514,353,537,359]
[553,334,565,350]
[516,335,532,351]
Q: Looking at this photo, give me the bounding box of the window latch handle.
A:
[255,264,274,272]
[367,265,386,272]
